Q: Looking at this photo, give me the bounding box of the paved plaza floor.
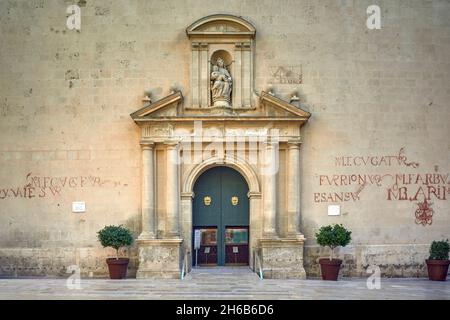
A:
[0,267,448,300]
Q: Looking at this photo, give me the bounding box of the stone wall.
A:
[1,0,449,278]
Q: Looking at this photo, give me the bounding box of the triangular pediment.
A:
[130,91,182,120]
[259,91,311,118]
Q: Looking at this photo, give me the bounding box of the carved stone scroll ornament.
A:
[210,57,232,107]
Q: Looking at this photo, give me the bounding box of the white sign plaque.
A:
[194,229,201,250]
[72,201,86,213]
[233,246,239,253]
[204,247,210,254]
[328,205,340,216]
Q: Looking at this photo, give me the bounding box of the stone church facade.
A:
[0,1,449,279]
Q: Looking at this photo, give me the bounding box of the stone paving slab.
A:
[0,267,448,300]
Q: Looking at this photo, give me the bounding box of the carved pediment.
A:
[259,91,311,119]
[186,14,256,37]
[130,90,310,125]
[130,91,182,120]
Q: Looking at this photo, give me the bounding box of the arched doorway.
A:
[192,166,249,266]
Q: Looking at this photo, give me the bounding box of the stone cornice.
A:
[133,117,309,123]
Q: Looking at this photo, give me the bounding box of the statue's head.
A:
[216,58,224,67]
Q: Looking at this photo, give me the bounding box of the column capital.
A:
[287,139,302,149]
[263,141,279,150]
[140,142,155,150]
[247,191,261,199]
[181,191,195,200]
[164,140,179,148]
[241,42,252,50]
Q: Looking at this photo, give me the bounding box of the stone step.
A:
[185,266,261,281]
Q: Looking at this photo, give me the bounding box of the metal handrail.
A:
[254,250,263,280]
[180,251,188,280]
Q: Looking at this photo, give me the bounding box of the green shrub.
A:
[97,225,134,259]
[429,239,450,260]
[315,224,352,260]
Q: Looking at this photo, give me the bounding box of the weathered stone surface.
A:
[0,0,449,278]
[136,239,182,279]
[259,238,306,279]
[0,247,138,278]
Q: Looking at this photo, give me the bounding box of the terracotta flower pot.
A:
[106,258,129,279]
[426,259,450,281]
[319,258,342,281]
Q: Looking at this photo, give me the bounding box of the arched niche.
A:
[210,50,233,107]
[210,50,233,67]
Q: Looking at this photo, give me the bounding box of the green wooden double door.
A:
[193,166,249,266]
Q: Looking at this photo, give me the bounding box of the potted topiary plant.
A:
[426,239,449,281]
[97,225,134,279]
[315,224,352,281]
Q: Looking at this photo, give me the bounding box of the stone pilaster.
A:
[191,42,200,108]
[287,140,301,237]
[263,142,278,237]
[242,42,252,108]
[234,43,243,108]
[165,142,180,238]
[138,142,155,240]
[199,43,209,107]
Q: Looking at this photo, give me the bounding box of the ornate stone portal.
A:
[130,15,311,279]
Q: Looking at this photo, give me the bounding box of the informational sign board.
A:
[328,205,340,216]
[72,201,86,213]
[194,229,201,250]
[204,247,210,254]
[233,246,239,253]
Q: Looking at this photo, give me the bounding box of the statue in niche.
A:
[210,57,232,107]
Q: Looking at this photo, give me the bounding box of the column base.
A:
[136,238,183,279]
[137,231,155,240]
[259,237,306,279]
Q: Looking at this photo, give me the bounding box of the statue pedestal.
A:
[259,237,306,279]
[213,99,230,108]
[136,239,183,279]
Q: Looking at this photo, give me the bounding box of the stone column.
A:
[138,142,155,240]
[263,142,278,237]
[287,140,301,237]
[165,142,180,238]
